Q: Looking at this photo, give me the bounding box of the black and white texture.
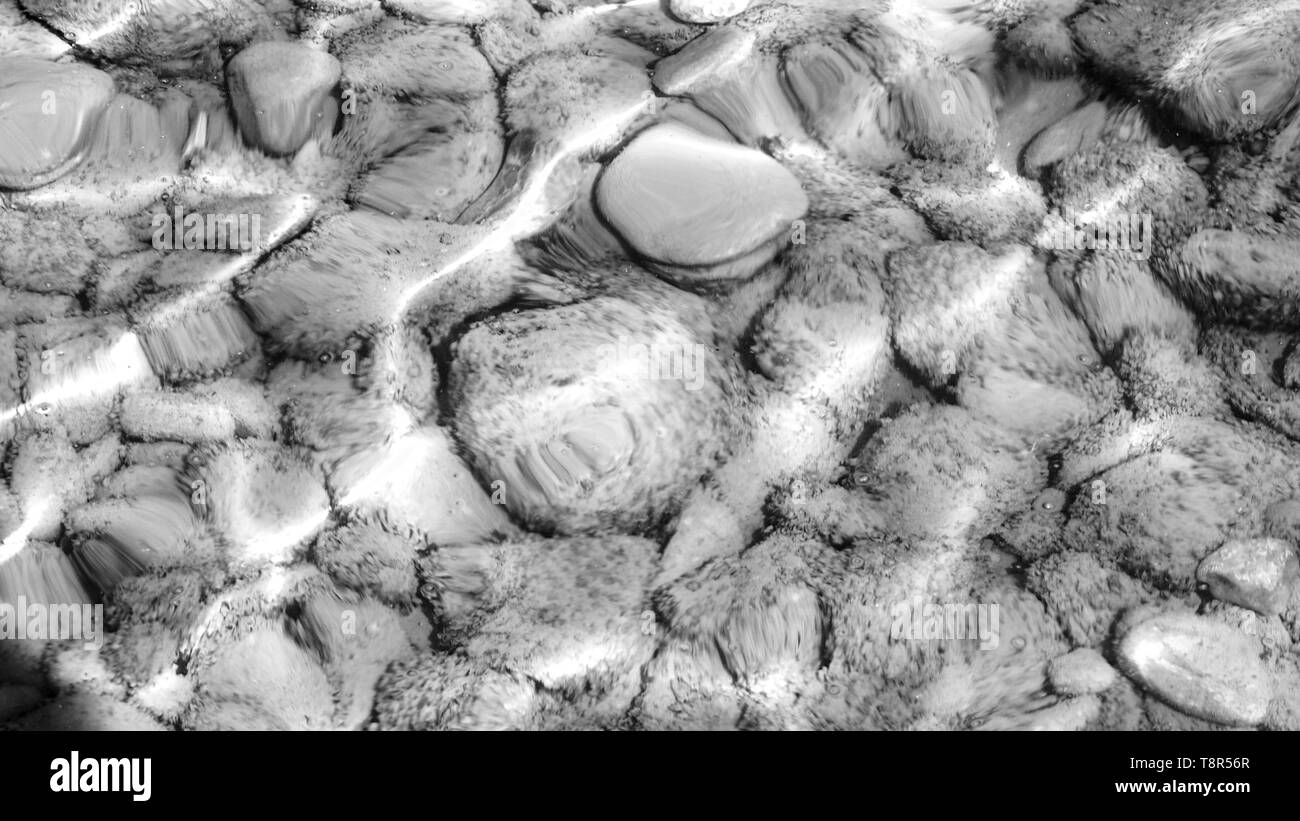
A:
[1,0,1300,731]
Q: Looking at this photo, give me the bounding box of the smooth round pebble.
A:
[596,123,807,268]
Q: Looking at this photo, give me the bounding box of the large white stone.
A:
[1118,613,1272,726]
[596,123,807,269]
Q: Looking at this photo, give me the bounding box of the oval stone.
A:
[0,58,115,190]
[668,0,750,24]
[596,123,807,268]
[1118,613,1272,726]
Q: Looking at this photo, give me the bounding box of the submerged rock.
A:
[0,58,115,190]
[653,25,809,146]
[1048,648,1119,696]
[19,0,280,66]
[1062,417,1300,592]
[1202,325,1300,442]
[337,21,494,101]
[782,38,906,170]
[1023,101,1107,177]
[1117,612,1272,727]
[1072,0,1300,141]
[227,41,341,156]
[596,123,807,284]
[449,295,733,536]
[885,242,1033,387]
[669,0,749,25]
[352,115,502,221]
[381,0,513,25]
[1170,228,1300,329]
[505,51,651,148]
[1197,538,1299,616]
